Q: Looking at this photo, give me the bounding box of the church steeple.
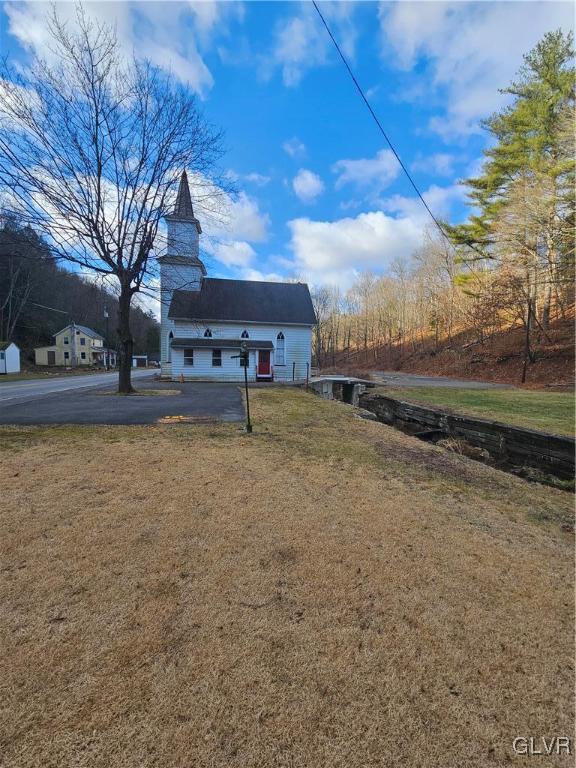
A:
[168,170,202,234]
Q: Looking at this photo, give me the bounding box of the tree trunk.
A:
[117,284,134,394]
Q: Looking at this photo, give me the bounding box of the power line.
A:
[312,1,477,253]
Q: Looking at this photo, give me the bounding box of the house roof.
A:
[56,324,104,340]
[170,337,273,350]
[169,279,316,325]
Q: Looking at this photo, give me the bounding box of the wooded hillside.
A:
[0,218,159,362]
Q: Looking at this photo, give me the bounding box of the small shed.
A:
[0,342,21,374]
[132,354,148,368]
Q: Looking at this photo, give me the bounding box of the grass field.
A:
[0,388,573,767]
[379,386,575,436]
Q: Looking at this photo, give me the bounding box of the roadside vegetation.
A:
[0,388,572,767]
[378,386,575,436]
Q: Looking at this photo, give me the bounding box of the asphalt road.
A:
[0,369,155,406]
[0,374,245,425]
[370,371,512,389]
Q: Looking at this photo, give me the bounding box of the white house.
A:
[0,342,20,374]
[159,172,316,382]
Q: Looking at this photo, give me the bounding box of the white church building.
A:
[159,172,316,382]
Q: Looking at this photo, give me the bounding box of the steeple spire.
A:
[169,170,202,233]
[174,170,195,219]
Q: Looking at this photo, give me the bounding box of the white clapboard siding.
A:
[168,322,312,382]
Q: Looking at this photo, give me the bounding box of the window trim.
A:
[204,328,212,338]
[212,349,222,367]
[63,337,69,344]
[80,337,86,345]
[183,348,194,366]
[80,351,86,360]
[167,331,173,363]
[241,330,249,339]
[275,332,286,366]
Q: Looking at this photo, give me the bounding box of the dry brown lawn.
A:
[0,388,573,767]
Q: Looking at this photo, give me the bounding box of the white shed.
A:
[0,342,21,374]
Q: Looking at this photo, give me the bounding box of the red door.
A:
[258,350,271,376]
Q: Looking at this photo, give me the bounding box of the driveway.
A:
[0,369,155,405]
[370,371,513,389]
[0,378,245,425]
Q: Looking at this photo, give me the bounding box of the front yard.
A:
[0,388,573,767]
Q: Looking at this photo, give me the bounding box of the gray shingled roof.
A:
[173,171,195,219]
[57,324,103,339]
[169,279,316,325]
[170,338,273,350]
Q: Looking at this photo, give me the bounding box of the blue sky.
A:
[1,1,574,293]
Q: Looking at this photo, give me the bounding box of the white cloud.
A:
[201,190,269,271]
[210,240,256,268]
[332,149,399,196]
[241,268,286,283]
[292,169,325,203]
[379,1,574,137]
[223,192,269,242]
[283,137,307,159]
[263,2,358,87]
[410,153,455,177]
[285,183,464,288]
[380,184,466,221]
[4,1,243,96]
[287,211,422,287]
[244,173,271,187]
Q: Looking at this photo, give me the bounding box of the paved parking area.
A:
[0,380,245,425]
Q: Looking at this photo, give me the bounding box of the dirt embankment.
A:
[327,316,575,389]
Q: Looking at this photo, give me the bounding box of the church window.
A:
[184,349,194,366]
[241,330,249,338]
[204,328,212,338]
[167,331,173,363]
[212,349,222,367]
[275,332,285,365]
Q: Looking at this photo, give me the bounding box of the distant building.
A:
[34,324,117,367]
[160,172,316,382]
[0,342,20,374]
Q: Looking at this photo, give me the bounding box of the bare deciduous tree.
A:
[0,8,226,392]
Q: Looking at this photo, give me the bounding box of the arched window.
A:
[167,331,173,363]
[204,328,212,338]
[275,332,285,365]
[241,330,249,338]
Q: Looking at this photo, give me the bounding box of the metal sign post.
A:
[232,341,252,433]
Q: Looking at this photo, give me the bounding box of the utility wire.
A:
[313,1,480,254]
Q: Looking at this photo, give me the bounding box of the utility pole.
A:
[104,305,110,370]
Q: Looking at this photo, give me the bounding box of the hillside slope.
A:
[328,315,575,388]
